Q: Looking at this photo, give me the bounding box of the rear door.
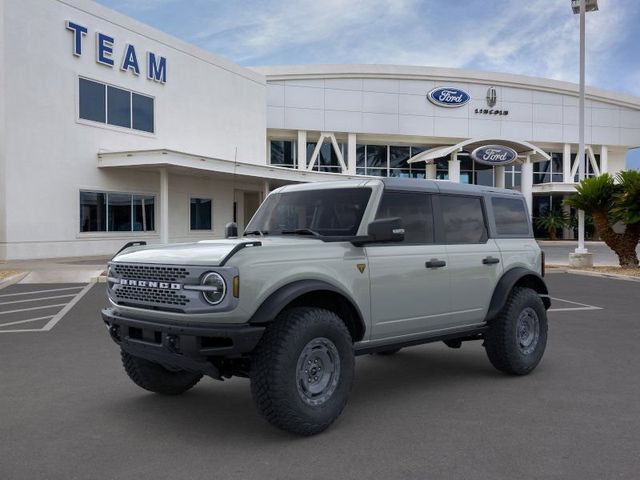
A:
[438,194,502,326]
[366,190,452,340]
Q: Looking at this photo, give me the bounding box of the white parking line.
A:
[0,286,84,298]
[548,297,602,312]
[41,283,94,331]
[0,303,68,316]
[0,315,54,328]
[0,293,78,306]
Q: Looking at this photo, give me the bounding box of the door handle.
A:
[425,259,446,268]
[482,256,500,265]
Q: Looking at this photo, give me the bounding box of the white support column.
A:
[600,145,608,174]
[494,166,505,189]
[448,153,460,183]
[521,156,534,216]
[426,162,437,180]
[160,168,169,244]
[347,133,357,175]
[297,130,307,170]
[263,180,270,202]
[563,143,573,183]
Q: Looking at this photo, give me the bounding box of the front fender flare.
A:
[248,279,366,340]
[485,268,550,322]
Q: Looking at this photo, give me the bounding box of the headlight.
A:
[201,272,226,305]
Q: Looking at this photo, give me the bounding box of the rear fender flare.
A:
[485,268,550,322]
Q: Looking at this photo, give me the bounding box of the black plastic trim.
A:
[219,241,262,266]
[485,267,550,322]
[355,326,487,355]
[248,280,366,340]
[102,308,265,376]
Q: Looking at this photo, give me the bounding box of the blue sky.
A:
[95,0,640,169]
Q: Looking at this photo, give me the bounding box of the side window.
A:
[440,195,487,244]
[492,197,530,236]
[375,191,434,244]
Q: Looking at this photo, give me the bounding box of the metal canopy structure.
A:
[407,138,551,164]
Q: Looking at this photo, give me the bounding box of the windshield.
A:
[245,187,372,237]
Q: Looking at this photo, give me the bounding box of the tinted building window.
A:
[107,86,131,128]
[79,79,106,123]
[80,191,155,232]
[108,193,133,231]
[191,198,212,230]
[80,191,106,232]
[375,192,434,244]
[133,195,155,231]
[492,197,530,236]
[78,78,154,133]
[132,93,154,133]
[270,140,296,168]
[440,195,487,244]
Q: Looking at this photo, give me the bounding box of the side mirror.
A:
[224,222,238,238]
[365,217,405,244]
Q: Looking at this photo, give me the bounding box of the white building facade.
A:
[1,0,640,260]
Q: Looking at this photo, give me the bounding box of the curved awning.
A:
[407,138,551,164]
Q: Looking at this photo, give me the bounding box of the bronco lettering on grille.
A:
[119,279,181,290]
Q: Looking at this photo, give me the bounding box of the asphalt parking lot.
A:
[1,273,639,480]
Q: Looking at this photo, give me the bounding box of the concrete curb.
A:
[0,272,29,290]
[565,269,640,283]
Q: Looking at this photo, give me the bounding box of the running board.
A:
[355,326,487,356]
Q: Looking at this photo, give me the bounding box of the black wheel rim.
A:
[296,337,341,406]
[516,307,540,355]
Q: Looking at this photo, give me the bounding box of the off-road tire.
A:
[250,307,355,436]
[376,347,402,356]
[121,350,202,395]
[484,287,548,375]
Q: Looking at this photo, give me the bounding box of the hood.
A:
[111,236,322,266]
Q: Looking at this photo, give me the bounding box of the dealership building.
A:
[1,0,640,260]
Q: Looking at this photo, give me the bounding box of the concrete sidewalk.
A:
[538,240,640,266]
[0,256,109,284]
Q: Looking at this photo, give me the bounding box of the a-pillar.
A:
[426,162,437,180]
[160,168,169,244]
[521,156,534,216]
[494,166,505,188]
[297,131,307,170]
[347,133,357,175]
[448,153,460,183]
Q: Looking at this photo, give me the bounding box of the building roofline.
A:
[251,64,640,110]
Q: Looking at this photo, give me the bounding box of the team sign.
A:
[66,21,167,84]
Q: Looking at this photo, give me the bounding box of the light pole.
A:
[570,0,597,261]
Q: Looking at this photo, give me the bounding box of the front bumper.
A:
[102,308,265,378]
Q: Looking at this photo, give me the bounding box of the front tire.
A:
[121,350,202,395]
[250,307,355,436]
[484,287,548,375]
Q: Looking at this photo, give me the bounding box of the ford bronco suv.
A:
[102,178,550,435]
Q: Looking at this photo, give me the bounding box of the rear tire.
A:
[250,307,355,436]
[484,287,548,375]
[121,350,202,395]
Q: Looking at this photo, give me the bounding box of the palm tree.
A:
[535,209,569,240]
[565,172,640,267]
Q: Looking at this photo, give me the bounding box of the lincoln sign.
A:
[471,145,519,166]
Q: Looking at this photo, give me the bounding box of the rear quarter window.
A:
[492,197,531,236]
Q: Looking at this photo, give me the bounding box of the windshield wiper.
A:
[280,228,321,237]
[244,230,268,236]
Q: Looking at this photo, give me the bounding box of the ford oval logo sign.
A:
[427,87,470,108]
[471,145,519,166]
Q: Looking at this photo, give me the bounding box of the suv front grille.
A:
[113,264,190,282]
[115,285,190,307]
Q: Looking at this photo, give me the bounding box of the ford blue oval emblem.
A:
[471,145,519,166]
[427,87,470,108]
